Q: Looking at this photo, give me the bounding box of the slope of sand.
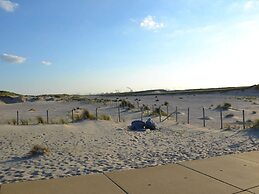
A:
[0,120,258,184]
[0,90,259,185]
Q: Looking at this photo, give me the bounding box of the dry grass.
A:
[37,116,44,124]
[28,145,50,157]
[98,114,111,121]
[252,119,259,129]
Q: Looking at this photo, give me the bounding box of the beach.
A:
[1,88,259,184]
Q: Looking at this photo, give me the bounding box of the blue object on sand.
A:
[131,120,146,131]
[145,118,157,130]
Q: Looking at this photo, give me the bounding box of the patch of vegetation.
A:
[8,119,17,125]
[28,145,50,157]
[142,104,150,111]
[98,114,111,121]
[225,113,234,118]
[252,119,259,129]
[0,91,21,97]
[75,109,96,121]
[59,118,68,124]
[71,96,87,101]
[37,116,45,124]
[120,100,135,109]
[216,103,231,111]
[20,119,29,125]
[150,108,167,116]
[252,111,257,115]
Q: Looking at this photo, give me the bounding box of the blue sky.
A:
[0,0,259,94]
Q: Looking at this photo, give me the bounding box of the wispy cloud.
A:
[0,53,26,64]
[0,0,18,12]
[140,16,164,30]
[41,60,52,66]
[244,0,259,11]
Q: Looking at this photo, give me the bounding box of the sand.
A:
[0,90,259,185]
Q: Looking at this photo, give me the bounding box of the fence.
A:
[0,103,256,130]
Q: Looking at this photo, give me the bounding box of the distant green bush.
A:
[150,108,167,116]
[216,103,231,110]
[59,118,68,124]
[98,114,111,121]
[21,119,29,125]
[8,119,17,125]
[75,109,96,121]
[37,116,44,124]
[28,145,49,157]
[225,113,234,118]
[252,119,259,129]
[120,100,135,109]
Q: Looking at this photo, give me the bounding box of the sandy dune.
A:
[0,88,259,184]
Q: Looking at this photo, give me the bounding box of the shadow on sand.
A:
[0,154,42,164]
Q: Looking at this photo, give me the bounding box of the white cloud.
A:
[41,60,52,66]
[243,0,259,10]
[0,0,18,12]
[0,53,26,64]
[140,16,164,30]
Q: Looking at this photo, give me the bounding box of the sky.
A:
[0,0,259,95]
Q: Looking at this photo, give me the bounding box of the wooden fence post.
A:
[203,108,206,127]
[72,109,74,122]
[176,106,178,122]
[187,108,190,124]
[242,110,245,129]
[96,108,98,120]
[141,110,143,121]
[159,106,162,122]
[118,106,121,122]
[46,110,49,124]
[16,111,19,125]
[220,110,223,129]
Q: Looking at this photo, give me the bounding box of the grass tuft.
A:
[28,145,50,157]
[98,114,111,121]
[37,116,44,124]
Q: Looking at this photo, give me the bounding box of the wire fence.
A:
[0,103,256,130]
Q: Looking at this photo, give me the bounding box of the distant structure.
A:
[127,87,133,92]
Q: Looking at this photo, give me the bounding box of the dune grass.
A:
[28,145,50,157]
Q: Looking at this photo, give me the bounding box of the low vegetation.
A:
[59,118,68,124]
[251,119,259,129]
[74,109,96,121]
[37,116,45,124]
[120,100,135,109]
[216,103,232,111]
[98,114,111,121]
[150,108,167,116]
[225,113,234,118]
[28,145,50,157]
[20,119,29,125]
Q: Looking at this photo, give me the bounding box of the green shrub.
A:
[252,119,259,129]
[9,119,17,125]
[59,118,68,124]
[75,109,96,121]
[28,145,49,157]
[98,114,111,121]
[164,101,169,106]
[21,119,29,125]
[216,103,231,110]
[120,100,135,109]
[151,108,167,116]
[37,116,44,124]
[225,113,234,118]
[142,104,150,111]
